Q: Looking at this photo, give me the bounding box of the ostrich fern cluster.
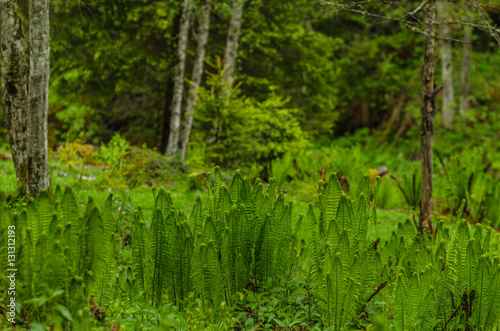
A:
[0,188,115,327]
[2,167,500,329]
[131,167,300,313]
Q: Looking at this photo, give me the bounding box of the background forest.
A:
[2,0,500,170]
[2,0,500,330]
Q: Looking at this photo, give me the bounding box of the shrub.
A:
[191,57,308,173]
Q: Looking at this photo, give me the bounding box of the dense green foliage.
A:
[0,189,113,329]
[191,60,308,169]
[2,167,500,329]
[2,0,500,329]
[2,0,499,160]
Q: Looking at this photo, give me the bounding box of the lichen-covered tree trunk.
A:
[180,0,213,160]
[419,0,438,231]
[224,0,245,83]
[460,18,472,115]
[438,1,454,128]
[27,0,50,196]
[160,12,180,153]
[166,0,192,156]
[1,0,29,186]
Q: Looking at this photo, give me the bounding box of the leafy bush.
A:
[192,58,308,173]
[97,133,131,167]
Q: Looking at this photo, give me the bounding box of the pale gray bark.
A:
[180,0,213,160]
[438,1,454,128]
[419,0,438,232]
[27,0,50,196]
[224,0,245,83]
[1,0,29,186]
[166,0,192,156]
[460,19,472,115]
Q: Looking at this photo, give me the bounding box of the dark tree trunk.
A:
[419,0,440,232]
[1,0,29,187]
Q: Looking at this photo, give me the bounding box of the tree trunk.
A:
[165,0,192,156]
[460,16,472,115]
[160,11,181,153]
[1,0,29,186]
[224,0,245,83]
[419,0,439,232]
[27,0,50,197]
[180,0,213,160]
[438,1,454,128]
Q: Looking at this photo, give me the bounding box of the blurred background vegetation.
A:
[1,0,500,222]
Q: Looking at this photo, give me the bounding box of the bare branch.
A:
[470,0,500,46]
[321,1,422,25]
[408,1,427,16]
[321,0,500,46]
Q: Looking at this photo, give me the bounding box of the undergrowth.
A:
[1,167,500,330]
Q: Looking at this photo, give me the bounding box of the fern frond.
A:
[203,216,219,250]
[150,208,166,307]
[190,196,204,236]
[336,194,353,231]
[255,214,275,286]
[164,209,179,302]
[204,172,216,219]
[229,169,246,205]
[58,188,79,261]
[132,208,148,298]
[36,190,54,238]
[325,173,342,224]
[235,253,248,292]
[483,264,500,330]
[154,188,173,220]
[394,275,409,331]
[369,177,381,225]
[213,166,226,206]
[96,242,116,307]
[83,207,106,289]
[204,240,224,309]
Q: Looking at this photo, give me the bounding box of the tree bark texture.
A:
[438,1,454,128]
[460,17,472,115]
[224,0,245,84]
[165,0,192,156]
[160,11,180,153]
[1,0,29,186]
[419,0,438,232]
[180,0,213,160]
[27,0,50,197]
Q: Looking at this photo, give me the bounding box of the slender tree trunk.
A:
[419,0,440,232]
[224,0,245,83]
[27,0,50,196]
[166,0,192,156]
[438,1,454,128]
[180,0,213,160]
[160,82,174,152]
[160,12,181,153]
[1,0,29,186]
[460,17,472,115]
